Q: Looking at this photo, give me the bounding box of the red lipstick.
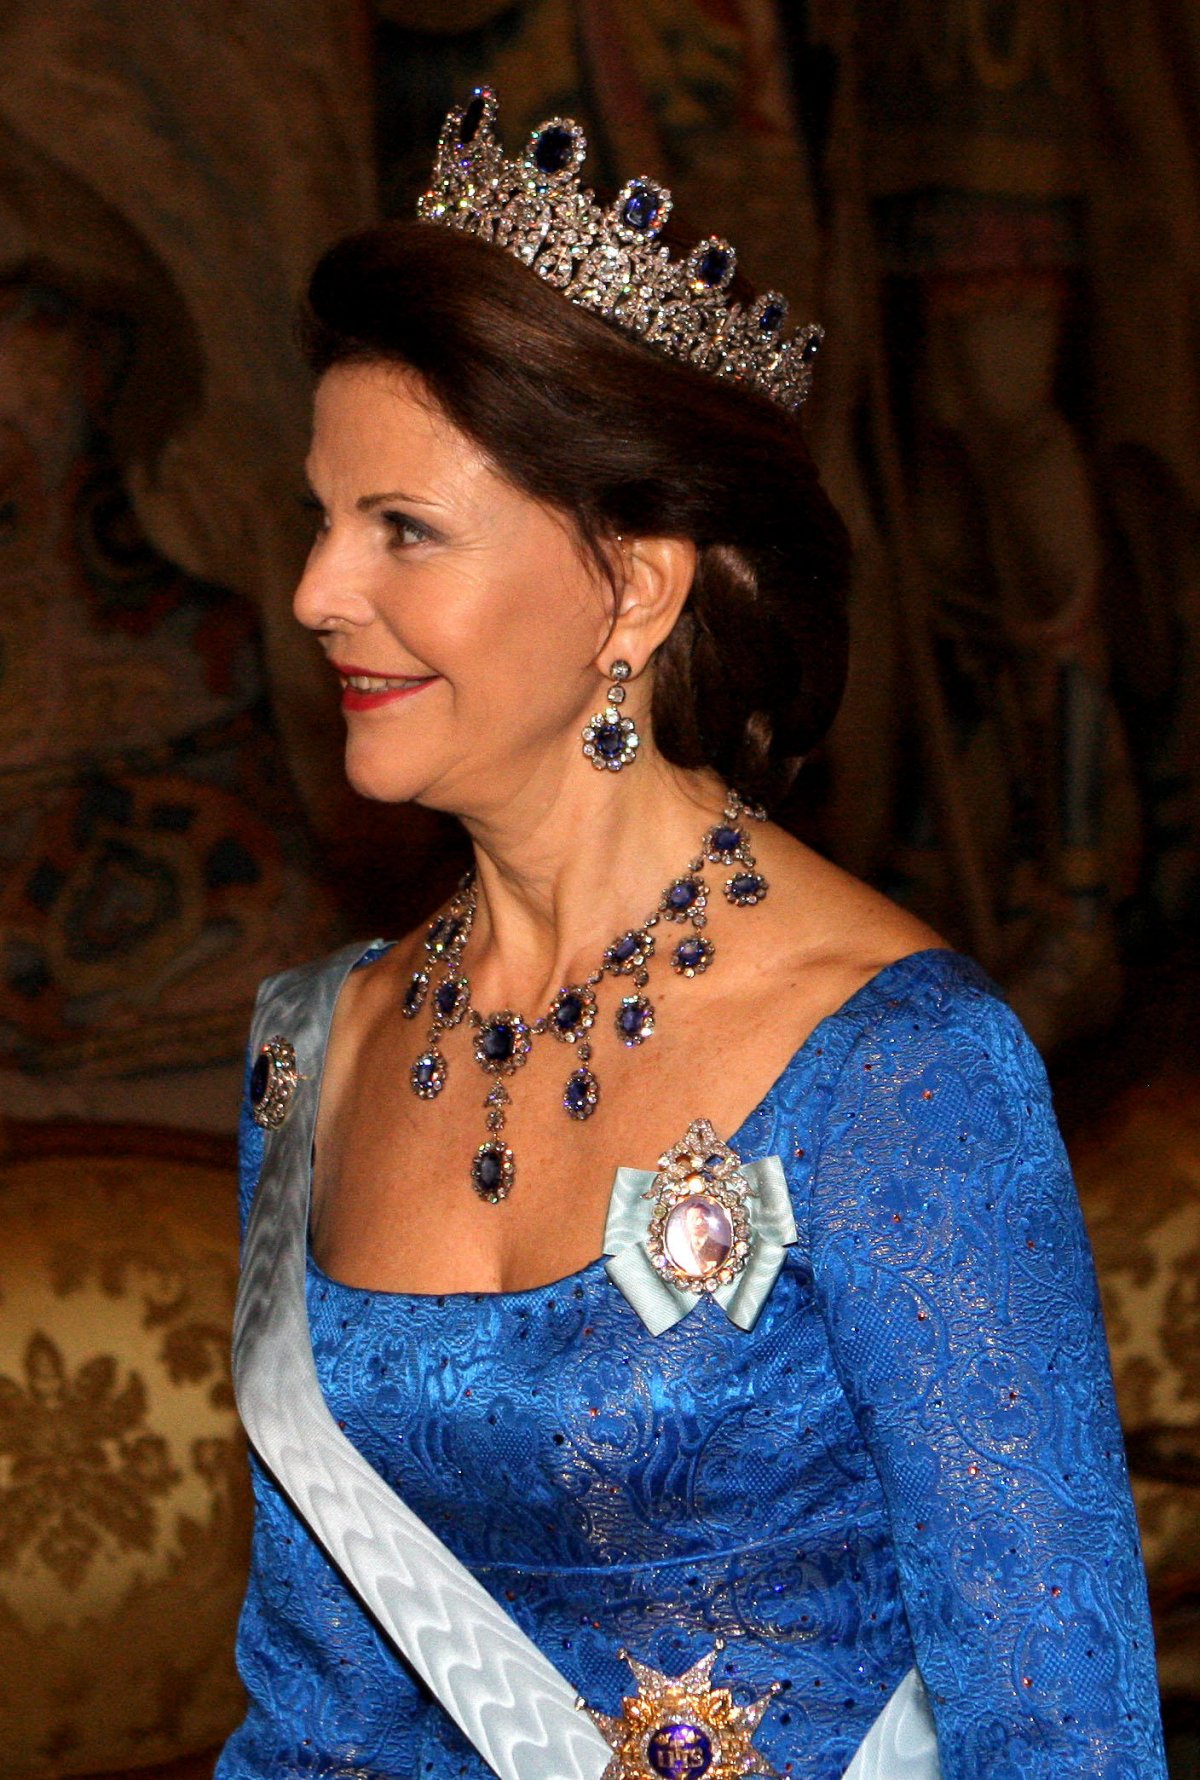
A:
[330,662,440,713]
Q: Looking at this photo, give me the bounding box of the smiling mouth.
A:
[330,663,439,712]
[339,673,432,691]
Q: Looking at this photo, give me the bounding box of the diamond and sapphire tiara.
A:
[417,86,823,413]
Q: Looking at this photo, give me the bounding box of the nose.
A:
[292,529,378,634]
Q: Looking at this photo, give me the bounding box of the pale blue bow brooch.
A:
[603,1117,796,1336]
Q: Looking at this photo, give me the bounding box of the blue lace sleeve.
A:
[806,972,1167,1777]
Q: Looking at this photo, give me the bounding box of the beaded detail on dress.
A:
[218,949,1166,1780]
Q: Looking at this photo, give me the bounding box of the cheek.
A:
[420,552,601,704]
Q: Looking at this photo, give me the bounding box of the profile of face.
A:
[292,362,693,815]
[664,1196,733,1279]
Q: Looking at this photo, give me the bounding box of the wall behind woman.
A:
[1,0,1198,1094]
[0,0,395,1132]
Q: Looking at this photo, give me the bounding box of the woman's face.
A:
[294,361,618,811]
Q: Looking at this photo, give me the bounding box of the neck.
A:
[455,752,728,1011]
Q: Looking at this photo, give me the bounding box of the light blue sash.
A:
[232,944,941,1780]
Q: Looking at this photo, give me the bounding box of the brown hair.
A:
[300,220,850,811]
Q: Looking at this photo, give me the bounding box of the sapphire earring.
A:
[581,659,639,771]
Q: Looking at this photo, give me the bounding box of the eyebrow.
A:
[302,475,442,511]
[356,490,443,511]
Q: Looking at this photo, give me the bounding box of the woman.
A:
[220,90,1166,1780]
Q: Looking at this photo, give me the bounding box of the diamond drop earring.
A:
[581,659,639,771]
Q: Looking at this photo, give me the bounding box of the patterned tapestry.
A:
[0,0,377,1116]
[0,281,339,1081]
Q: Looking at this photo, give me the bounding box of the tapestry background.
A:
[0,1,1196,1775]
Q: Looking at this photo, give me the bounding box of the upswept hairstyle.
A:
[300,220,850,812]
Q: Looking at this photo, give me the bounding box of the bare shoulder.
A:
[321,925,423,1076]
[745,821,951,1017]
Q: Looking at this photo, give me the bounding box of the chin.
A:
[342,732,434,806]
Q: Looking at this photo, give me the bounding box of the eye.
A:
[297,492,328,538]
[380,509,434,549]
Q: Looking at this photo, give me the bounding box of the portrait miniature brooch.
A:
[603,1118,796,1335]
[583,1642,779,1780]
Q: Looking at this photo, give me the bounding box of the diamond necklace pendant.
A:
[404,790,767,1200]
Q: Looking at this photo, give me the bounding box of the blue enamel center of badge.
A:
[647,1723,713,1780]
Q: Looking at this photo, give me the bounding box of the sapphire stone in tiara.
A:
[534,126,572,174]
[617,179,668,239]
[418,86,823,410]
[688,237,737,294]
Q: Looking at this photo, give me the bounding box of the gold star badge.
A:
[582,1641,780,1780]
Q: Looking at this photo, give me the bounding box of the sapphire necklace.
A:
[402,788,768,1202]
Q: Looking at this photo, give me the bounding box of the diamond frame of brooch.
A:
[644,1117,752,1295]
[250,1035,299,1129]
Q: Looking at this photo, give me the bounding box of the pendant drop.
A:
[432,973,469,1026]
[724,872,769,907]
[472,1141,515,1203]
[548,983,597,1042]
[563,1066,600,1120]
[672,935,715,977]
[410,1049,448,1098]
[402,971,429,1018]
[615,994,655,1046]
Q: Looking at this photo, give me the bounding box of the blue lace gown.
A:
[217,947,1167,1779]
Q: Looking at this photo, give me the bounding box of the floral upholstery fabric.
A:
[0,1125,250,1777]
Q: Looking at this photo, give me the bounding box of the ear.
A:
[596,535,697,675]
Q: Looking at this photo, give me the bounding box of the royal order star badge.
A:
[583,1642,780,1780]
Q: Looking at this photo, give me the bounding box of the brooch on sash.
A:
[603,1118,796,1335]
[583,1641,779,1780]
[249,1035,300,1129]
